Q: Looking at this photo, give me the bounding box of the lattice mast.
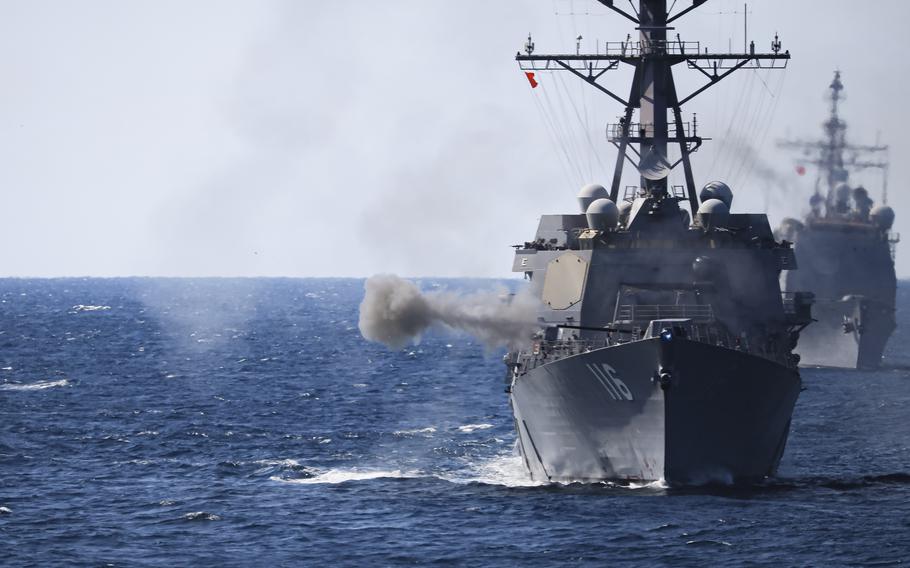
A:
[777,71,890,204]
[518,0,789,213]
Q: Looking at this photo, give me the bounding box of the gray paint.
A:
[777,72,897,368]
[504,0,808,485]
[510,337,800,483]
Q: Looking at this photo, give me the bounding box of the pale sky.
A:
[1,0,908,277]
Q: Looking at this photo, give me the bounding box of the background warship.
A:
[776,71,897,369]
[505,0,813,484]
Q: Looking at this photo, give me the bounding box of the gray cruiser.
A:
[777,72,897,369]
[505,0,812,484]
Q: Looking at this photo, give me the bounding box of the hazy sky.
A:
[1,0,909,277]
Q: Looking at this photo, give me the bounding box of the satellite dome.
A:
[577,184,608,213]
[699,181,733,209]
[696,198,729,230]
[586,198,619,231]
[834,183,851,200]
[871,205,895,230]
[853,186,873,217]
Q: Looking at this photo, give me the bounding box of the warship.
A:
[776,72,897,369]
[504,0,813,484]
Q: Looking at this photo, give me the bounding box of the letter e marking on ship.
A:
[586,363,633,401]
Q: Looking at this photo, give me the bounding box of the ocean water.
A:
[1,278,909,566]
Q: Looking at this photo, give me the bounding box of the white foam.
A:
[272,468,416,485]
[627,478,669,490]
[253,458,301,468]
[0,379,69,391]
[0,507,11,514]
[445,454,543,487]
[71,304,111,312]
[393,427,437,435]
[457,423,494,433]
[182,511,220,521]
[446,453,668,489]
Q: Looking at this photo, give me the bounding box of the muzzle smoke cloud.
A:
[358,274,541,350]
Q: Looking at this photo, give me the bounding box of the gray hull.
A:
[796,297,895,369]
[511,338,800,484]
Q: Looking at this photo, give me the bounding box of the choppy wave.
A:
[181,511,220,521]
[3,278,909,565]
[393,427,437,436]
[446,453,542,487]
[764,473,910,492]
[457,423,494,433]
[268,455,675,490]
[254,458,302,468]
[71,304,111,312]
[0,379,69,391]
[272,468,418,485]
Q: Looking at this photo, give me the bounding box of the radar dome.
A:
[871,205,895,230]
[699,181,733,209]
[696,198,729,230]
[834,183,851,201]
[577,184,608,213]
[853,186,873,218]
[586,198,619,231]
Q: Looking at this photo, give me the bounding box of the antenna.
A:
[777,71,889,212]
[517,0,789,212]
[743,3,748,53]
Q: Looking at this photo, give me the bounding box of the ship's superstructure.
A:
[776,72,897,369]
[505,0,811,484]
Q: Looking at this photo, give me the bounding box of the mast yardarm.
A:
[777,71,890,208]
[517,0,789,213]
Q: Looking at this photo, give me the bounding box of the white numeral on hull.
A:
[586,363,634,401]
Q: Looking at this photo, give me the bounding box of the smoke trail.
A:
[358,274,541,350]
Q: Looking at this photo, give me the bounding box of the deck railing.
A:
[615,304,714,322]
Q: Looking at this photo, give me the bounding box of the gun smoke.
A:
[358,274,541,350]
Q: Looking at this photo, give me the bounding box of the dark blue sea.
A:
[2,278,909,566]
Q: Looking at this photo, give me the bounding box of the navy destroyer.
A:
[505,0,813,484]
[776,72,897,369]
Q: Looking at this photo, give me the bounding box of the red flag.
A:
[796,165,806,176]
[525,72,539,89]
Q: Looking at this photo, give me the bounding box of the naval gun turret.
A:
[504,0,810,484]
[776,71,897,369]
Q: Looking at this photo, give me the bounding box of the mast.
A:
[638,0,670,196]
[517,0,789,214]
[777,71,889,210]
